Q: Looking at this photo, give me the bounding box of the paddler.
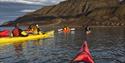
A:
[12,23,22,37]
[35,24,41,34]
[12,23,28,37]
[26,24,41,35]
[63,26,70,32]
[25,24,34,34]
[85,25,91,35]
[85,25,90,31]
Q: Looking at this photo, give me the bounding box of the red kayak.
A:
[71,41,94,63]
[0,30,10,37]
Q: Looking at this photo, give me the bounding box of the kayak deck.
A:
[0,31,54,45]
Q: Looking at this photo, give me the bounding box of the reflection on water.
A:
[13,42,23,58]
[0,27,125,63]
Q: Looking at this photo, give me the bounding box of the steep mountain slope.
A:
[13,0,125,26]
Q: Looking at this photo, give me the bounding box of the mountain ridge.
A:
[8,0,125,26]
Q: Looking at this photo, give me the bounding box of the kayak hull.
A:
[0,31,54,45]
[57,28,75,32]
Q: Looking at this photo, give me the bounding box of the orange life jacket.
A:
[63,27,70,32]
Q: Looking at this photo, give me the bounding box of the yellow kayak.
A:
[0,31,54,45]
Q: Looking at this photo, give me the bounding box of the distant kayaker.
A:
[26,24,34,34]
[85,25,90,31]
[12,24,22,37]
[12,23,28,37]
[35,24,41,34]
[63,26,70,32]
[26,24,41,35]
[85,25,91,35]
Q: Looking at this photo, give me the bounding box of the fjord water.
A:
[0,27,125,63]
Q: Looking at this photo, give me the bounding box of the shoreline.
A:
[1,24,125,28]
[1,20,125,28]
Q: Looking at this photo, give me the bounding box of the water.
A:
[0,27,125,63]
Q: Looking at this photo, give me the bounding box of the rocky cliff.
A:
[13,0,125,26]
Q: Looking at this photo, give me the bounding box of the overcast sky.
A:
[0,0,66,5]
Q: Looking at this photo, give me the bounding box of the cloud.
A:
[0,0,66,5]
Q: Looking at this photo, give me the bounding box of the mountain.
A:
[0,0,65,5]
[9,0,125,26]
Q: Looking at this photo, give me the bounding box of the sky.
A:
[0,0,66,5]
[0,0,66,23]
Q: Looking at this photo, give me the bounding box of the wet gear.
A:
[0,30,10,37]
[12,27,22,37]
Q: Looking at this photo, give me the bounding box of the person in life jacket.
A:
[26,24,41,35]
[25,24,34,34]
[29,24,41,35]
[12,24,21,37]
[35,24,41,34]
[63,27,70,32]
[12,24,28,37]
[84,25,91,35]
[85,25,90,31]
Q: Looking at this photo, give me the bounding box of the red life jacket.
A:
[12,27,21,37]
[0,30,10,37]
